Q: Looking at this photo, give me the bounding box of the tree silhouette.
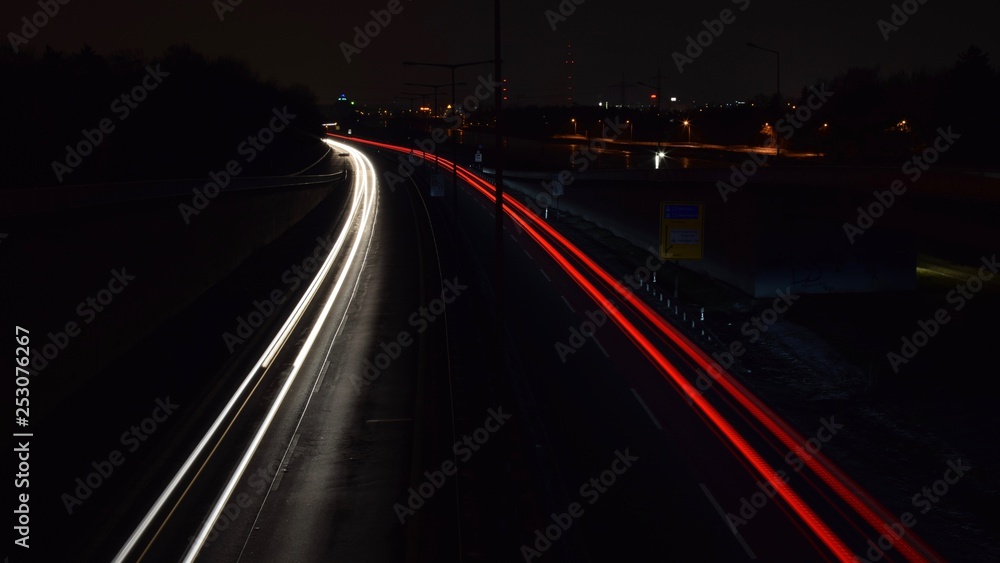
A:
[1,44,327,188]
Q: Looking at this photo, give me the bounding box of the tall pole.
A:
[775,51,780,158]
[452,67,458,210]
[402,60,492,213]
[620,73,626,108]
[405,83,464,119]
[494,0,504,362]
[401,92,429,109]
[656,65,662,113]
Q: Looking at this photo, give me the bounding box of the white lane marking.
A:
[630,388,662,430]
[313,361,331,395]
[561,296,575,313]
[591,335,610,358]
[699,483,758,560]
[539,269,551,282]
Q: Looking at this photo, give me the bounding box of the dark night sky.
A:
[4,0,999,106]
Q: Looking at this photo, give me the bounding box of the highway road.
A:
[11,135,950,563]
[318,134,948,562]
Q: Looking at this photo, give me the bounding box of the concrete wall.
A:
[494,166,998,297]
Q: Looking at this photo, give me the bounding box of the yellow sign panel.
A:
[660,202,704,260]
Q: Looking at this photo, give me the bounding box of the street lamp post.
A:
[683,120,691,143]
[571,118,577,136]
[394,96,419,112]
[747,42,780,158]
[405,82,466,117]
[494,0,504,362]
[402,59,496,210]
[400,92,429,111]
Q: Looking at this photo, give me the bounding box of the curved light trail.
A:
[334,133,942,563]
[111,139,379,563]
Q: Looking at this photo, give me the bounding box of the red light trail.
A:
[330,134,943,562]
